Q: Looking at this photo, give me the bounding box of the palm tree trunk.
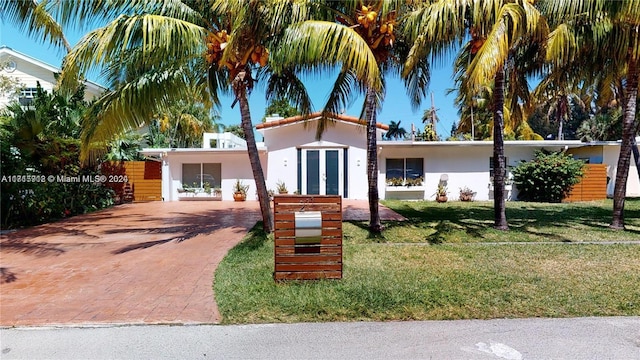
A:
[492,65,508,230]
[365,87,382,233]
[235,77,274,233]
[611,56,639,230]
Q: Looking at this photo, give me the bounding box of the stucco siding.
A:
[603,145,640,197]
[161,151,266,201]
[261,119,371,199]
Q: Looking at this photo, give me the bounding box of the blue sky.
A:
[1,19,461,137]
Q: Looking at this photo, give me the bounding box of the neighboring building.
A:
[0,46,104,108]
[141,112,640,202]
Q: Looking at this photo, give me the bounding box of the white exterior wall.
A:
[261,120,375,199]
[160,150,266,201]
[380,142,572,201]
[603,144,640,197]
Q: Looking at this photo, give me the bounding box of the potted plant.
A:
[435,183,448,203]
[276,180,288,194]
[459,186,475,201]
[405,176,423,187]
[386,177,404,186]
[233,179,249,201]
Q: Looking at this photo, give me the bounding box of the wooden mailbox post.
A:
[273,195,343,280]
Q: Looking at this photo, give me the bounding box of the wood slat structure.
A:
[273,195,342,281]
[103,161,162,202]
[564,164,608,202]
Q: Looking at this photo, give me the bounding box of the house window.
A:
[489,157,509,178]
[18,87,38,106]
[386,158,424,182]
[182,163,221,188]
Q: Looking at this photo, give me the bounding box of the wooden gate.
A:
[273,195,342,280]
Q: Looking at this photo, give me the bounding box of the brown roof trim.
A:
[255,112,389,131]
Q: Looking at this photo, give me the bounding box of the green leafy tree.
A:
[385,120,407,140]
[274,0,428,233]
[262,97,298,122]
[541,0,640,229]
[512,150,585,203]
[0,85,114,228]
[223,124,246,140]
[56,0,330,233]
[405,0,548,230]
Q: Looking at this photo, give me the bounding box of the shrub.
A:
[512,150,585,203]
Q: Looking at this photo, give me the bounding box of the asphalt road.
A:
[1,317,639,359]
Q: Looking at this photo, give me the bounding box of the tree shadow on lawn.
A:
[378,200,640,243]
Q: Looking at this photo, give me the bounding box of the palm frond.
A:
[1,0,71,52]
[402,53,430,111]
[60,13,206,88]
[263,66,314,117]
[318,68,363,139]
[79,65,195,159]
[272,20,382,92]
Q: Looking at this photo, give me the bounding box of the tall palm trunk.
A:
[611,56,639,230]
[492,65,508,230]
[365,87,382,233]
[234,75,274,233]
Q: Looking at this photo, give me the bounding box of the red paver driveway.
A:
[0,201,260,326]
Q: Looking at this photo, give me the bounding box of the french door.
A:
[301,149,343,196]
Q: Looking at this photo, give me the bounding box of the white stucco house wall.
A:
[141,111,639,202]
[379,139,640,201]
[141,113,387,201]
[0,46,104,108]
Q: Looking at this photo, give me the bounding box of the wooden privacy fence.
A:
[103,161,162,202]
[273,195,343,281]
[564,164,608,202]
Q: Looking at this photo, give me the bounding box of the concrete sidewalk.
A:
[2,317,639,359]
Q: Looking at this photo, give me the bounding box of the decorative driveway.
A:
[1,201,260,326]
[0,199,403,326]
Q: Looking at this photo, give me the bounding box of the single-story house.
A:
[140,112,640,202]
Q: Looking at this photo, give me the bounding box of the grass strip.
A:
[214,222,640,324]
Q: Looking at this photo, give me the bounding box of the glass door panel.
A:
[325,150,339,195]
[306,150,320,195]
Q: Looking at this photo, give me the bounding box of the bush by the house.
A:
[512,150,585,203]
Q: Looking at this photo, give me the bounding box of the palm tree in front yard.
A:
[274,0,429,233]
[540,0,640,229]
[405,0,547,230]
[58,0,321,233]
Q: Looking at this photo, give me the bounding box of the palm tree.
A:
[541,0,640,229]
[385,120,407,140]
[273,0,428,233]
[405,0,547,230]
[56,0,324,233]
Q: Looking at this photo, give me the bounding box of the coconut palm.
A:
[57,0,332,233]
[273,0,428,233]
[405,0,547,230]
[540,0,640,229]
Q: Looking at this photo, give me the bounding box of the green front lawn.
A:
[373,199,640,243]
[213,200,640,324]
